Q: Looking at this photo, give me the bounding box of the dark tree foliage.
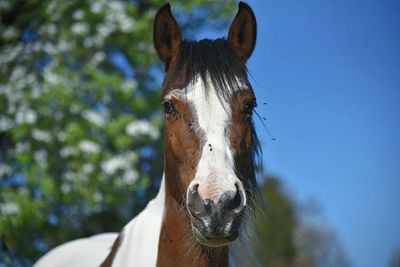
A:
[254,176,298,267]
[390,249,400,267]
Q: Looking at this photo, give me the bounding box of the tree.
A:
[253,176,298,267]
[390,248,400,267]
[0,0,235,263]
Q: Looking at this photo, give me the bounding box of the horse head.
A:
[154,2,259,248]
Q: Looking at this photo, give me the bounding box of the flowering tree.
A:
[0,0,235,263]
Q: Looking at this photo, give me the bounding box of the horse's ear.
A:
[153,3,182,68]
[228,2,257,62]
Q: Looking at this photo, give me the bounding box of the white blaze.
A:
[168,76,242,204]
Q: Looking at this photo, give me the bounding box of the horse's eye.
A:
[243,102,255,117]
[163,100,176,115]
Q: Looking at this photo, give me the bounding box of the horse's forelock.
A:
[162,39,252,100]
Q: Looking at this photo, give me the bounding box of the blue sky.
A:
[237,0,400,266]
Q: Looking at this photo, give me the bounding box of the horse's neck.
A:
[156,178,229,267]
[109,175,166,266]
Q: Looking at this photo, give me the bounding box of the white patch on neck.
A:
[34,176,166,267]
[112,175,165,266]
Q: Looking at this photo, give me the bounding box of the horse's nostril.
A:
[189,183,199,194]
[187,183,206,217]
[228,189,242,211]
[188,182,246,218]
[218,184,245,213]
[204,199,213,212]
[193,183,199,192]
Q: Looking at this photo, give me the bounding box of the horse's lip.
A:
[192,226,236,247]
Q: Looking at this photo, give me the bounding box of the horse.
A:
[35,2,261,266]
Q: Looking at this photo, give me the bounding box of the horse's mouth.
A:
[191,224,238,247]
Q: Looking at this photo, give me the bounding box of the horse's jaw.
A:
[191,224,237,248]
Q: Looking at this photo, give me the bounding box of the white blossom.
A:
[121,79,138,92]
[32,41,43,52]
[46,1,58,16]
[73,10,85,20]
[25,74,41,99]
[69,104,81,114]
[43,68,62,85]
[55,111,63,121]
[10,66,26,82]
[42,23,56,36]
[43,42,57,55]
[122,168,139,184]
[60,146,78,158]
[15,108,37,125]
[82,110,105,127]
[0,116,14,131]
[90,1,105,14]
[32,129,52,142]
[93,35,106,47]
[16,142,30,153]
[101,156,125,175]
[93,191,103,202]
[108,1,124,12]
[57,39,72,52]
[0,1,11,9]
[136,41,153,53]
[0,44,22,65]
[0,202,20,215]
[61,183,72,194]
[83,37,95,48]
[119,16,135,33]
[92,51,106,64]
[57,131,67,142]
[101,152,137,175]
[1,83,23,109]
[82,163,94,174]
[34,150,48,168]
[79,140,101,154]
[0,163,13,176]
[64,171,75,182]
[96,23,114,38]
[126,120,159,140]
[71,22,89,35]
[18,187,29,195]
[3,27,18,40]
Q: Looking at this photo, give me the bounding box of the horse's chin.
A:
[191,224,238,248]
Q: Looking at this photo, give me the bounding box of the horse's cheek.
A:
[165,121,187,160]
[165,131,180,159]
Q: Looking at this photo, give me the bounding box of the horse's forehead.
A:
[165,76,248,112]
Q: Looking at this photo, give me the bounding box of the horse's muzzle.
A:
[186,184,246,247]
